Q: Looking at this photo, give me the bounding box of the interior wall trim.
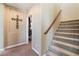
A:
[32,47,40,56]
[5,42,27,49]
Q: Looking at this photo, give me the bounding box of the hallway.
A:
[0,43,38,56]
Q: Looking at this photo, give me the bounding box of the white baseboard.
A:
[0,49,4,51]
[5,42,27,49]
[0,48,4,53]
[43,54,46,56]
[32,47,40,56]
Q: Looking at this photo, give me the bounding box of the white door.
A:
[7,8,20,46]
[5,7,27,47]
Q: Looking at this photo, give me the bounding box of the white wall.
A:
[0,4,4,50]
[61,3,79,21]
[40,3,61,55]
[17,11,28,43]
[27,4,41,55]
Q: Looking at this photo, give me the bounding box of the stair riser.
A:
[57,30,79,33]
[55,33,79,39]
[54,43,79,55]
[48,47,68,56]
[61,20,79,24]
[60,23,79,25]
[58,26,79,30]
[53,37,79,46]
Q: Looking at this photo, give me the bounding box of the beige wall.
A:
[61,3,79,21]
[0,4,4,50]
[40,3,61,55]
[4,5,27,47]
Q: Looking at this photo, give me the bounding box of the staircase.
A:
[46,20,79,56]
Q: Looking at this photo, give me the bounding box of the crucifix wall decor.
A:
[11,15,22,29]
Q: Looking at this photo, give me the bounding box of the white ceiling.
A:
[6,3,34,11]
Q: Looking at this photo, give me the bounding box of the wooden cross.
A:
[11,15,22,29]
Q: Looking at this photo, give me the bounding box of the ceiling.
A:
[6,3,34,11]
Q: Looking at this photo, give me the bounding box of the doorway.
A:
[28,15,32,43]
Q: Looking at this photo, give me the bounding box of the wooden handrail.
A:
[44,10,62,35]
